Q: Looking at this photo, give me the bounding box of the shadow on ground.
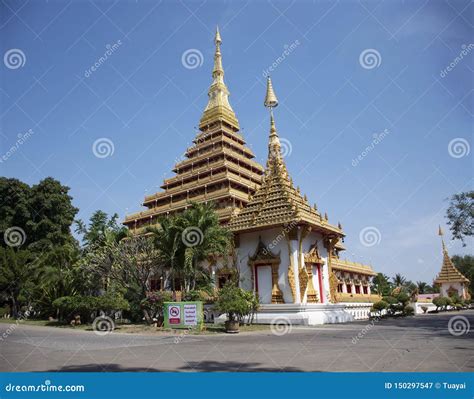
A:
[48,361,305,372]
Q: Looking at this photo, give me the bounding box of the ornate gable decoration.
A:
[248,236,280,265]
[304,241,323,264]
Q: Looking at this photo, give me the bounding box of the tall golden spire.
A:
[199,26,239,130]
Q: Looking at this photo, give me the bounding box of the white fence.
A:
[340,302,374,320]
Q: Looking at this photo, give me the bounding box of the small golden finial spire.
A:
[264,76,279,109]
[199,26,238,130]
[338,222,342,230]
[324,212,328,221]
[438,225,444,236]
[215,25,222,44]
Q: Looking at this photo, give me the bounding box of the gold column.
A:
[271,263,284,304]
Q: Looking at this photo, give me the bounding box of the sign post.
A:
[163,301,203,330]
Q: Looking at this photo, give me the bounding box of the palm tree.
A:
[177,202,231,292]
[392,273,407,287]
[416,281,428,294]
[148,202,231,293]
[147,216,183,291]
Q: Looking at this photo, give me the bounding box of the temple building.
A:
[124,28,379,323]
[124,27,264,233]
[434,227,470,300]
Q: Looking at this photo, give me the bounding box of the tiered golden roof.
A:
[124,28,264,231]
[331,258,377,276]
[228,78,343,236]
[434,228,469,284]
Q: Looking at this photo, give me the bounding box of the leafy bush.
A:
[382,296,398,305]
[396,292,410,306]
[0,306,10,318]
[433,296,453,311]
[404,305,414,316]
[183,290,203,302]
[53,293,129,323]
[215,284,259,323]
[371,300,388,316]
[140,291,172,320]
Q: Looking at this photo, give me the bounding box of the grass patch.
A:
[0,318,270,335]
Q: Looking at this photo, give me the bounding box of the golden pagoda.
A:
[124,27,264,233]
[434,226,470,299]
[228,77,342,237]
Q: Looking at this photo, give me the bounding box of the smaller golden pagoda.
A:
[434,226,470,299]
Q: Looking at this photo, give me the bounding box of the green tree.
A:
[75,210,128,249]
[28,177,78,250]
[446,191,473,246]
[0,247,36,317]
[371,273,392,296]
[178,202,231,292]
[0,178,31,245]
[392,273,407,288]
[416,281,428,294]
[147,202,231,293]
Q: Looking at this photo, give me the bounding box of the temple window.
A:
[355,285,361,294]
[337,284,343,293]
[363,286,368,295]
[346,284,352,294]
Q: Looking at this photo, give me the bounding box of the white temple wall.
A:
[440,282,465,298]
[235,227,330,304]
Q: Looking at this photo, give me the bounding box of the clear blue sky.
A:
[1,0,472,283]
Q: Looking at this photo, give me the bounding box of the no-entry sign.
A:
[163,301,203,329]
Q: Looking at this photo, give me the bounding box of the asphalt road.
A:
[1,311,473,372]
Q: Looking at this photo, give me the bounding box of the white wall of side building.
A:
[234,227,330,304]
